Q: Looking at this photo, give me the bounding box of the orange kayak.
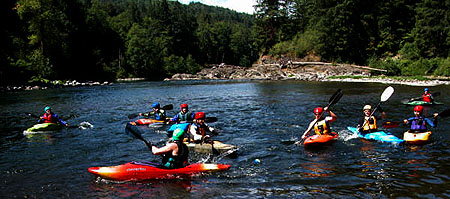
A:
[131,119,166,125]
[88,161,231,181]
[303,132,338,147]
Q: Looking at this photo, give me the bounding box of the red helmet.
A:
[314,107,323,115]
[414,105,423,113]
[195,112,205,119]
[180,104,188,109]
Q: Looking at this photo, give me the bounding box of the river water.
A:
[1,80,449,198]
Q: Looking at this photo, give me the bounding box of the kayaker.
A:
[403,105,438,133]
[357,105,386,135]
[151,128,189,169]
[301,107,337,140]
[169,103,195,123]
[139,102,167,121]
[188,112,218,143]
[38,106,69,127]
[411,88,434,103]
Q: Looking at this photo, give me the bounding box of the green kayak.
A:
[23,123,63,135]
[402,101,443,106]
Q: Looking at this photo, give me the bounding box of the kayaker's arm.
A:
[425,115,438,128]
[301,119,316,139]
[151,143,177,155]
[140,111,156,117]
[325,108,337,123]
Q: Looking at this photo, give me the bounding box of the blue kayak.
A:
[347,127,404,144]
[168,123,190,132]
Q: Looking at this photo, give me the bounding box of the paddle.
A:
[26,112,76,120]
[171,117,218,124]
[382,108,450,129]
[25,112,40,118]
[128,104,174,119]
[296,89,343,145]
[125,122,153,149]
[408,92,441,102]
[204,137,220,155]
[359,86,394,131]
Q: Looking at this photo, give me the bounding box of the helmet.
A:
[414,105,424,113]
[424,88,429,92]
[172,128,184,141]
[363,105,372,110]
[195,112,205,119]
[180,104,188,109]
[44,106,51,112]
[314,107,323,115]
[151,102,160,109]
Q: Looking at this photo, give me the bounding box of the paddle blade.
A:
[328,89,343,105]
[380,86,394,102]
[125,122,146,141]
[439,109,450,118]
[128,113,139,119]
[162,104,173,110]
[205,117,218,123]
[382,121,400,129]
[25,112,39,118]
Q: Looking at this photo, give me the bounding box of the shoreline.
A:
[2,73,449,92]
[323,77,450,86]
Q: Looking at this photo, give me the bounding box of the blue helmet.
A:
[152,102,160,108]
[424,88,429,92]
[44,106,51,112]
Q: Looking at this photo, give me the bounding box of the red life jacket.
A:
[423,93,432,102]
[42,113,57,123]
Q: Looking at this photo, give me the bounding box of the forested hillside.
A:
[255,0,450,76]
[1,0,449,85]
[1,0,257,85]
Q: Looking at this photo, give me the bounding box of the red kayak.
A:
[303,132,338,147]
[88,161,231,181]
[131,119,166,125]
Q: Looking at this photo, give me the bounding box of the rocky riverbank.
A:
[166,62,450,86]
[1,80,113,92]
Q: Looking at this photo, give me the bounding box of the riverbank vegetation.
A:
[1,0,449,86]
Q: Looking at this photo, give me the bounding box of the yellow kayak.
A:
[403,131,432,145]
[183,140,238,155]
[23,123,63,135]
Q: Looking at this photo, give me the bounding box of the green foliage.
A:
[125,18,170,79]
[327,75,366,79]
[4,0,450,86]
[367,57,401,76]
[164,54,202,76]
[433,58,450,76]
[399,42,421,60]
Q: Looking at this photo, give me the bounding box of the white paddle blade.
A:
[380,86,394,102]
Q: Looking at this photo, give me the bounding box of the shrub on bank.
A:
[369,57,449,77]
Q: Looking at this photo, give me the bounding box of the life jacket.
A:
[177,111,192,122]
[42,113,57,123]
[154,110,166,120]
[423,93,432,102]
[410,116,427,132]
[194,123,207,137]
[161,141,189,169]
[314,119,330,135]
[362,116,377,131]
